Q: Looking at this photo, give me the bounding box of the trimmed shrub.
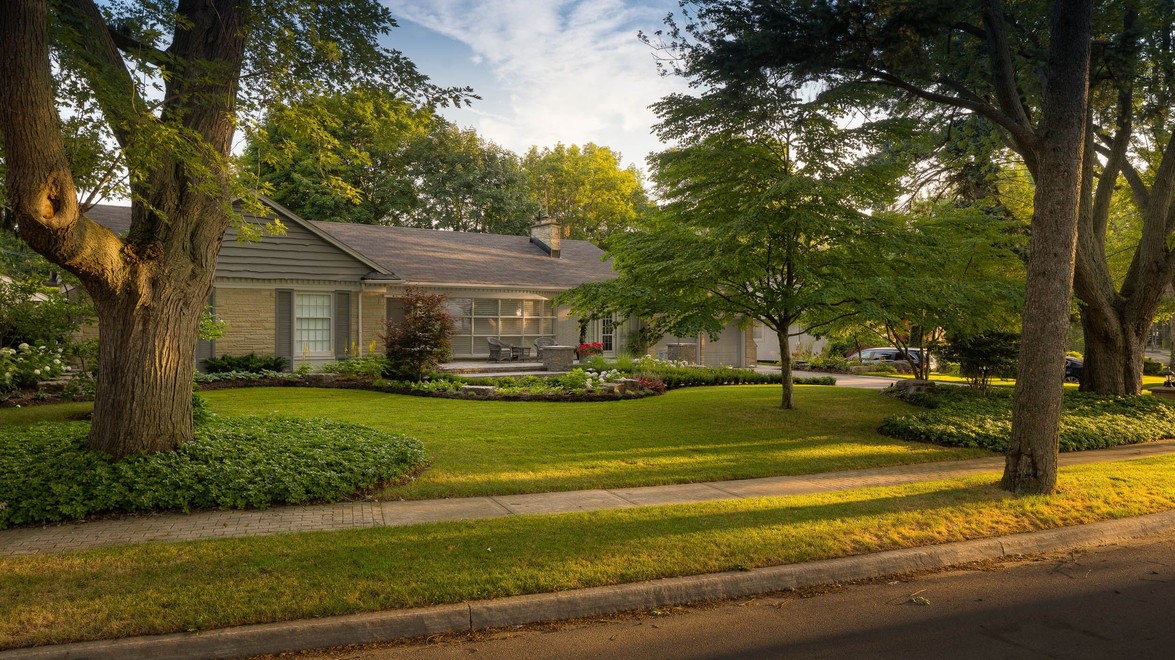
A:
[323,356,390,382]
[204,352,290,374]
[1143,357,1167,376]
[880,387,1175,452]
[193,369,300,384]
[0,417,427,528]
[937,332,1020,391]
[383,288,455,382]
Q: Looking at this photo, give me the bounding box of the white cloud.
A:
[385,0,687,170]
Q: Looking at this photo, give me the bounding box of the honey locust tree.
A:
[650,0,1091,493]
[0,0,468,457]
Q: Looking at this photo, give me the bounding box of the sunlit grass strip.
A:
[0,387,986,501]
[3,455,1175,649]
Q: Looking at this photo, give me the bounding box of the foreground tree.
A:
[653,0,1091,493]
[0,0,465,457]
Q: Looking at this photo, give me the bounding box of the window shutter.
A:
[387,297,405,324]
[275,289,293,365]
[334,291,351,359]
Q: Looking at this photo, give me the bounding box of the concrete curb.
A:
[6,510,1175,660]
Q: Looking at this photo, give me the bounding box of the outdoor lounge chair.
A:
[487,337,514,362]
[534,336,556,357]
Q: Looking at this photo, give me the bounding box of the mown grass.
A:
[0,402,92,427]
[2,387,979,500]
[198,386,984,498]
[3,454,1175,650]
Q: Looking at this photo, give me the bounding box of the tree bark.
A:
[777,326,793,409]
[1078,305,1146,394]
[1002,0,1092,495]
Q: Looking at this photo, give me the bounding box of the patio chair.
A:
[534,336,556,358]
[487,337,515,362]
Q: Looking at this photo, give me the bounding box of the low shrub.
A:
[805,353,851,373]
[322,356,390,382]
[204,352,290,374]
[794,376,838,386]
[1143,357,1167,376]
[193,369,300,384]
[880,387,1175,452]
[0,417,427,528]
[0,343,67,391]
[634,376,667,394]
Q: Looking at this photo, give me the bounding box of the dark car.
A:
[1064,357,1083,383]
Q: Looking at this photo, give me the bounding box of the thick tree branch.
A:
[0,0,128,293]
[54,0,150,149]
[1094,137,1150,211]
[861,67,1039,169]
[981,0,1035,129]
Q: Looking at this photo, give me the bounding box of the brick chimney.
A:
[530,215,561,258]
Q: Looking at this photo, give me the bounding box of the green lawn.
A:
[195,385,984,499]
[0,386,983,500]
[3,454,1174,650]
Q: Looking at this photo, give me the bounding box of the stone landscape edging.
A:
[5,509,1175,660]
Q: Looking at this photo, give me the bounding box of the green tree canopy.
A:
[563,81,908,408]
[241,89,537,234]
[522,143,653,247]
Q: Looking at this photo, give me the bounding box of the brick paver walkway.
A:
[4,439,1174,557]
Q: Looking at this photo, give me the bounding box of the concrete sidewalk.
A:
[4,439,1174,557]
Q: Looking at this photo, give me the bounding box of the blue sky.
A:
[382,0,689,172]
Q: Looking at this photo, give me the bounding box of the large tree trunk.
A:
[89,277,211,456]
[1078,305,1146,395]
[1002,0,1092,495]
[777,327,793,409]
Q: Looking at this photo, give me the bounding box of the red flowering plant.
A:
[577,342,604,358]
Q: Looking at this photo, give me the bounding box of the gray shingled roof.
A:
[83,203,615,289]
[312,221,615,289]
[84,204,132,234]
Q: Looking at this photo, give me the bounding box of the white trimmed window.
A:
[295,293,332,355]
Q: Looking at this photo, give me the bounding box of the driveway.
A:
[752,365,900,390]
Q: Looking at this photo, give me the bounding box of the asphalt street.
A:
[287,528,1175,660]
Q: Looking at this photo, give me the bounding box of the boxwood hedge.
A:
[880,387,1175,452]
[0,417,426,529]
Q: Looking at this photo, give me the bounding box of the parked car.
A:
[848,347,937,371]
[1064,357,1083,383]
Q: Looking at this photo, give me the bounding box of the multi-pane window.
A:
[445,297,556,356]
[295,293,332,354]
[601,313,616,352]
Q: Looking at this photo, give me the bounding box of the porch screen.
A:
[445,297,555,356]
